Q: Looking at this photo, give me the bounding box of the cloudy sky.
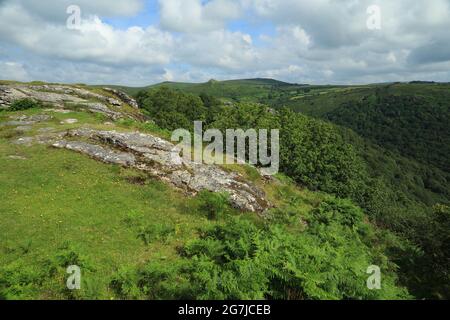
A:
[0,0,449,86]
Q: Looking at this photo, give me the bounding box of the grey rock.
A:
[38,127,56,133]
[107,97,123,107]
[2,121,36,126]
[14,114,53,122]
[15,126,33,132]
[0,84,141,120]
[53,140,136,166]
[43,108,72,114]
[8,155,27,160]
[1,114,53,127]
[60,119,79,124]
[35,132,66,145]
[81,102,123,120]
[53,128,270,213]
[103,88,139,109]
[14,137,34,146]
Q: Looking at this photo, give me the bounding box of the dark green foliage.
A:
[196,191,230,220]
[0,260,53,300]
[136,87,208,131]
[277,108,365,198]
[312,197,364,228]
[53,242,93,270]
[111,198,410,300]
[137,223,175,245]
[0,242,93,300]
[264,83,450,298]
[397,204,450,299]
[9,99,43,111]
[336,126,449,299]
[210,104,365,199]
[325,94,450,172]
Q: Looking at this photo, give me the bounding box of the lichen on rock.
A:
[0,84,141,121]
[52,128,271,213]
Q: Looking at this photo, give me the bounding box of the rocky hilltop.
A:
[0,84,143,121]
[0,83,270,213]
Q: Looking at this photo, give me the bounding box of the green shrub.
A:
[0,261,46,300]
[111,261,194,300]
[0,241,101,300]
[110,266,142,299]
[197,191,230,220]
[137,223,175,245]
[112,213,410,300]
[311,197,364,228]
[9,99,43,111]
[53,242,92,270]
[122,210,144,228]
[137,87,208,131]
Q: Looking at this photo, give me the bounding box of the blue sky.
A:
[0,0,449,86]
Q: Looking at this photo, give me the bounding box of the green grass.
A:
[0,139,318,299]
[1,107,322,299]
[0,108,216,299]
[0,137,215,298]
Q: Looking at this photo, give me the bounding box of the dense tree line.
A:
[325,94,450,172]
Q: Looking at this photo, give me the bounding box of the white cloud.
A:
[12,0,145,22]
[0,0,449,85]
[159,0,242,32]
[0,3,173,66]
[245,0,370,48]
[0,61,30,81]
[175,30,258,70]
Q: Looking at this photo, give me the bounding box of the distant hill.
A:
[101,78,303,100]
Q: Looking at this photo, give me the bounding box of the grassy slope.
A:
[0,109,202,298]
[0,106,321,299]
